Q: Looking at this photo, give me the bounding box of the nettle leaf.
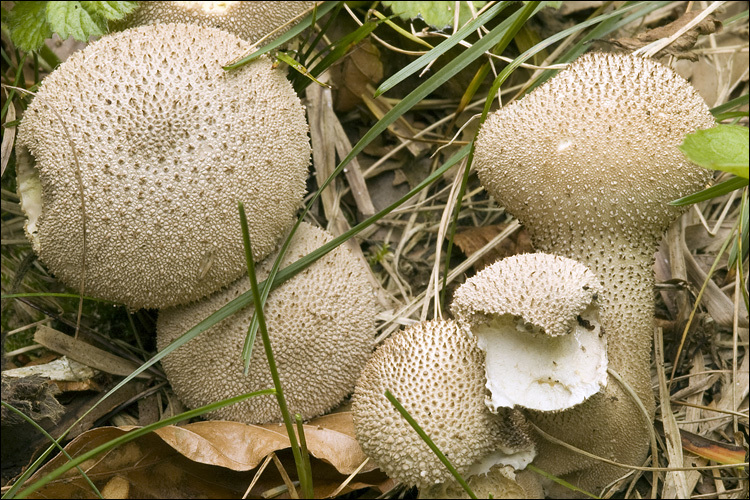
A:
[680,124,750,178]
[383,1,487,30]
[7,1,138,52]
[46,1,108,42]
[82,1,138,20]
[6,2,52,52]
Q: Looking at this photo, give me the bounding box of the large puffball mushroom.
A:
[157,222,377,424]
[16,23,310,310]
[451,253,607,412]
[474,52,715,493]
[352,319,536,491]
[112,1,317,43]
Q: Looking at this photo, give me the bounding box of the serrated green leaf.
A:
[81,1,138,21]
[7,2,52,52]
[383,1,487,30]
[46,1,107,42]
[679,125,750,178]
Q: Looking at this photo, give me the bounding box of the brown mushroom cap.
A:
[112,1,316,43]
[353,320,535,490]
[473,52,714,493]
[157,222,377,424]
[16,23,310,309]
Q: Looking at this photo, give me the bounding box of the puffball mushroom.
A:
[352,319,536,491]
[112,1,316,43]
[157,222,377,424]
[451,253,607,413]
[16,23,310,310]
[474,52,714,492]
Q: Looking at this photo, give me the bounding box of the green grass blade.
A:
[223,1,339,70]
[13,389,275,499]
[374,1,511,97]
[669,176,748,206]
[385,390,476,499]
[440,1,541,306]
[295,413,314,498]
[711,93,749,116]
[525,464,599,499]
[1,402,102,499]
[238,201,306,499]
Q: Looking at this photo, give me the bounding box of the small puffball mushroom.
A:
[451,253,607,412]
[16,23,310,309]
[112,1,316,43]
[352,320,535,490]
[157,222,377,424]
[473,52,714,493]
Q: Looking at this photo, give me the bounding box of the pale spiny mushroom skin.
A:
[112,1,316,44]
[352,320,535,490]
[474,52,714,493]
[451,253,607,412]
[16,23,310,310]
[157,222,376,424]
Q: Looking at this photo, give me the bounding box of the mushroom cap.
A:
[451,253,607,412]
[157,222,377,424]
[16,23,310,309]
[112,1,316,43]
[352,320,535,489]
[474,52,714,249]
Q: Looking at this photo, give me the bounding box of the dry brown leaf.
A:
[20,412,388,499]
[332,39,384,113]
[454,224,534,271]
[604,10,722,60]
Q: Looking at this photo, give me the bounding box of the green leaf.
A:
[7,2,52,52]
[46,1,107,42]
[679,125,750,178]
[81,1,138,20]
[383,1,487,30]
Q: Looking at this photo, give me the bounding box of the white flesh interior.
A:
[15,145,42,252]
[476,304,607,412]
[468,443,536,474]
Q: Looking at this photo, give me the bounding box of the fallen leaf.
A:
[603,10,722,60]
[18,412,389,499]
[454,224,534,271]
[332,39,384,113]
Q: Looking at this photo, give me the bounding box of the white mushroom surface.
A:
[353,320,535,490]
[473,52,714,493]
[16,23,310,309]
[452,253,606,412]
[157,222,377,424]
[112,1,316,43]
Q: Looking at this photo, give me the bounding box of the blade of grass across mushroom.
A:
[9,389,276,500]
[237,201,313,499]
[384,390,477,499]
[238,1,551,370]
[223,1,339,69]
[440,1,541,308]
[2,402,102,499]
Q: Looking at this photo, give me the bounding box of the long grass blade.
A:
[12,389,275,499]
[385,390,476,499]
[238,201,307,499]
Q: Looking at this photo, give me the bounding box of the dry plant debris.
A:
[1,1,748,499]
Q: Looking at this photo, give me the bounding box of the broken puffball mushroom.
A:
[112,1,317,44]
[352,319,536,492]
[451,253,607,413]
[16,23,311,309]
[157,222,377,424]
[473,52,715,493]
